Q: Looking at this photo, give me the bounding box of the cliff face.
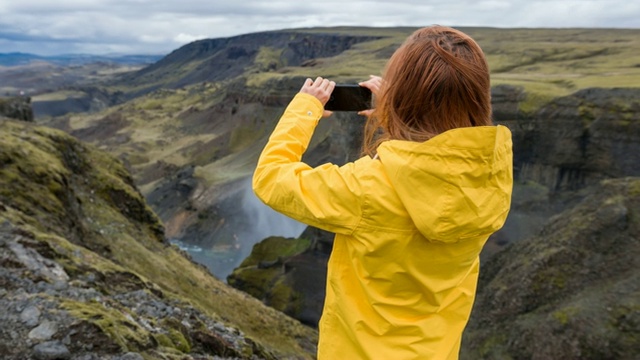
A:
[461,177,640,359]
[0,118,317,359]
[118,31,381,96]
[500,87,640,190]
[488,86,640,250]
[227,228,334,327]
[0,96,33,122]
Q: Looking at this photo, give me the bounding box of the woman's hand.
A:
[358,75,382,117]
[300,77,335,118]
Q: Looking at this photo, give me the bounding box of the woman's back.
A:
[313,126,512,359]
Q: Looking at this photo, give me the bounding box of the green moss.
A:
[553,310,569,325]
[30,229,124,278]
[191,145,221,166]
[153,329,190,354]
[140,99,164,110]
[268,277,301,315]
[125,153,150,165]
[478,333,510,358]
[167,328,191,353]
[239,237,311,267]
[552,307,579,326]
[229,126,260,152]
[154,333,173,348]
[228,267,281,299]
[254,46,284,70]
[227,237,311,319]
[33,90,87,102]
[519,89,557,114]
[531,264,569,293]
[62,299,153,352]
[578,104,596,125]
[629,180,640,197]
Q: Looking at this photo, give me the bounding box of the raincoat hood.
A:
[377,125,513,242]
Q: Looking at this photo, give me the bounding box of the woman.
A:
[253,25,513,360]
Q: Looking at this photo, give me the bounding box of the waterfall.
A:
[174,177,308,280]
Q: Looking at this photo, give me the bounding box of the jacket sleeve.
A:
[252,93,363,235]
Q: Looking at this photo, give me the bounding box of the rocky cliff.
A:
[492,86,640,249]
[116,31,382,97]
[461,177,640,359]
[499,87,640,189]
[0,117,317,359]
[0,96,33,122]
[227,227,333,327]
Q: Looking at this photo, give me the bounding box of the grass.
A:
[33,90,87,102]
[474,27,640,110]
[35,27,640,237]
[245,27,640,111]
[0,119,318,358]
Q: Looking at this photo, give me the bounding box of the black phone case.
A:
[325,85,372,111]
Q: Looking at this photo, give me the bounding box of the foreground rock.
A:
[461,177,640,359]
[0,118,317,359]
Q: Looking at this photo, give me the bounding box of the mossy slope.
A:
[0,118,317,359]
[461,177,640,359]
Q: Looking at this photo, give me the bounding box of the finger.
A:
[320,79,329,90]
[300,78,313,91]
[327,80,336,93]
[368,75,382,86]
[314,77,324,87]
[322,110,333,118]
[358,109,374,117]
[359,81,378,92]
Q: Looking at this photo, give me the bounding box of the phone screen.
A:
[325,85,372,112]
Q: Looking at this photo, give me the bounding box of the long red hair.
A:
[363,26,492,156]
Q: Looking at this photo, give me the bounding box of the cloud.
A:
[172,33,208,44]
[0,0,638,55]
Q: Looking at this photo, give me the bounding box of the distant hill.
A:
[0,53,162,107]
[0,52,164,67]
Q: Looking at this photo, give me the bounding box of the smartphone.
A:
[325,84,372,112]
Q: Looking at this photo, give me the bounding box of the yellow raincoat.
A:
[253,93,513,359]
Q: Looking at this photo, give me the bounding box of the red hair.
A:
[363,26,492,156]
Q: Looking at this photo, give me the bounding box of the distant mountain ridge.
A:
[116,30,383,96]
[0,52,164,67]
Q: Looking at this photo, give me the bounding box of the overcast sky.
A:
[1,0,638,56]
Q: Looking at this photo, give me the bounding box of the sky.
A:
[0,0,639,56]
